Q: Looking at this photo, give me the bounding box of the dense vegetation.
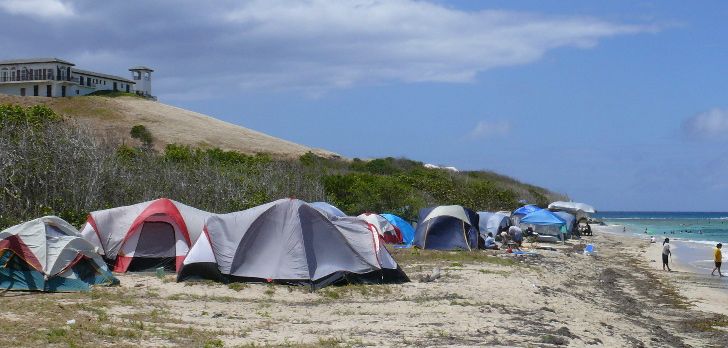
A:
[0,104,562,228]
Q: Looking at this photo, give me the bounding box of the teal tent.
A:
[0,216,118,292]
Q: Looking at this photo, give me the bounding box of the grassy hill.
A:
[0,94,337,159]
[0,99,565,227]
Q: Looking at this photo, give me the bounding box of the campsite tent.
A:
[380,214,415,245]
[358,213,402,244]
[310,202,347,219]
[0,216,118,292]
[80,198,212,273]
[414,205,480,250]
[552,211,576,234]
[477,212,511,237]
[178,199,408,289]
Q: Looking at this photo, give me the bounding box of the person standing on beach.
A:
[662,238,672,272]
[712,243,723,277]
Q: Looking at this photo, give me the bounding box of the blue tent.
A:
[380,213,415,245]
[513,204,541,216]
[414,205,480,250]
[520,209,566,226]
[310,202,347,218]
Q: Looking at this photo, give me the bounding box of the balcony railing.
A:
[0,74,72,83]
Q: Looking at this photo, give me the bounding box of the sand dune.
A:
[0,94,338,159]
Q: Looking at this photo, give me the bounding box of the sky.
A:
[1,0,727,211]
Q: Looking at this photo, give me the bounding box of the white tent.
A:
[80,198,212,273]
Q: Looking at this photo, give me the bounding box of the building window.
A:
[46,85,52,97]
[33,85,38,96]
[20,88,26,96]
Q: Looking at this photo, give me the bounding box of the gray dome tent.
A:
[178,199,408,289]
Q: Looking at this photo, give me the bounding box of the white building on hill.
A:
[0,58,154,98]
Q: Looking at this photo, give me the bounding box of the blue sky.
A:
[1,0,727,211]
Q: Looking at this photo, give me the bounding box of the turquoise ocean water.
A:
[596,212,728,245]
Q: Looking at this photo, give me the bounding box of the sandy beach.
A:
[2,227,728,347]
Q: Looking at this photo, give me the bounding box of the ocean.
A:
[595,211,728,245]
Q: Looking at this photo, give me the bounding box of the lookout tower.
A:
[129,66,153,98]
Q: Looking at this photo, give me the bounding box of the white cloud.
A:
[0,0,74,19]
[470,120,511,139]
[0,0,657,98]
[682,108,728,140]
[216,0,654,90]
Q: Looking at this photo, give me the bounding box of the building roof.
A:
[72,68,135,84]
[0,57,75,66]
[129,66,154,72]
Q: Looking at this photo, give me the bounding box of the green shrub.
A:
[130,124,153,145]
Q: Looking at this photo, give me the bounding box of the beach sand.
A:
[2,227,728,347]
[643,237,728,317]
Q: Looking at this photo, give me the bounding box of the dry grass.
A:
[0,287,224,347]
[0,94,338,159]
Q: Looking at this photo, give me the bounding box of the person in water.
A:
[712,243,723,277]
[662,238,672,272]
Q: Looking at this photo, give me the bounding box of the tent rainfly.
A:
[414,205,480,250]
[358,213,402,244]
[80,198,213,273]
[178,199,409,289]
[309,202,347,219]
[0,216,118,292]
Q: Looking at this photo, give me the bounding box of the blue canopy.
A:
[309,202,346,218]
[520,209,566,226]
[513,204,541,216]
[380,213,415,245]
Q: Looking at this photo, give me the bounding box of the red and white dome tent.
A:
[80,198,213,273]
[357,213,403,244]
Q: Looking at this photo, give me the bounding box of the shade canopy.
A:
[520,209,566,226]
[512,205,541,216]
[548,201,596,214]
